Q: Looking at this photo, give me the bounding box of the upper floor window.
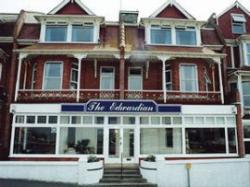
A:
[45,25,67,42]
[100,67,114,90]
[246,44,250,65]
[150,25,171,44]
[70,62,78,89]
[72,23,94,42]
[232,14,246,34]
[176,26,196,45]
[180,64,198,92]
[128,67,143,90]
[242,81,250,108]
[43,62,63,90]
[165,65,172,90]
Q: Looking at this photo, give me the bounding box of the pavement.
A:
[0,179,81,187]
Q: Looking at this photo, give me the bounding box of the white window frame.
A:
[175,26,197,46]
[128,67,143,90]
[71,23,94,43]
[41,21,97,43]
[231,14,246,34]
[242,43,250,66]
[150,25,172,45]
[31,63,36,89]
[165,64,172,90]
[180,64,199,92]
[70,62,79,90]
[100,66,115,90]
[42,61,63,90]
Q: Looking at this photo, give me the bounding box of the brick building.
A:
[0,0,245,164]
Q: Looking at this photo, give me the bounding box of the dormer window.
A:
[45,25,67,42]
[150,25,171,44]
[176,26,196,45]
[232,14,246,34]
[72,23,94,42]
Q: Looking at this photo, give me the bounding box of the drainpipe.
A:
[235,90,245,157]
[119,17,125,99]
[2,10,26,157]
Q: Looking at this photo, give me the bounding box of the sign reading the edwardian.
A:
[61,100,181,113]
[86,100,156,112]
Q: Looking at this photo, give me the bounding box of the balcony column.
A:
[237,73,244,116]
[14,53,27,102]
[159,56,170,103]
[214,58,224,104]
[73,54,86,102]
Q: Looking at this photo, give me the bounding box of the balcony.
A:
[17,89,221,104]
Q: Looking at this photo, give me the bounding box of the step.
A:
[85,183,157,187]
[103,174,142,178]
[100,178,147,183]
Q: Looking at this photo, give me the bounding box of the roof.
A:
[217,1,250,18]
[48,0,95,15]
[150,0,195,20]
[201,29,223,46]
[18,24,41,40]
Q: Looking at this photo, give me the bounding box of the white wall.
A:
[141,159,250,187]
[0,160,103,185]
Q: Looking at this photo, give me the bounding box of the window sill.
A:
[40,41,99,45]
[146,43,201,48]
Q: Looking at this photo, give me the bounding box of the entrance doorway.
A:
[107,128,135,163]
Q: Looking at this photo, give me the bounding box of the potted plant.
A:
[144,155,156,162]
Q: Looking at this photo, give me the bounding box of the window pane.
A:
[14,127,56,154]
[123,117,136,125]
[185,117,194,124]
[129,68,142,90]
[95,117,104,124]
[205,117,215,124]
[186,128,226,154]
[173,117,182,125]
[45,26,67,42]
[216,117,225,124]
[228,128,237,153]
[44,63,62,90]
[243,82,250,107]
[232,22,245,34]
[72,25,94,42]
[72,116,81,124]
[15,116,24,123]
[59,128,103,154]
[60,116,70,124]
[26,116,35,124]
[49,116,57,124]
[108,117,121,124]
[195,117,204,124]
[82,116,93,124]
[227,117,236,125]
[245,142,250,154]
[176,28,196,45]
[37,116,47,124]
[180,65,197,92]
[140,128,182,154]
[151,117,160,125]
[140,117,149,125]
[244,126,250,138]
[101,68,114,90]
[151,27,171,44]
[162,117,171,125]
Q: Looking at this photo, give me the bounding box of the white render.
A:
[141,159,250,187]
[0,159,103,185]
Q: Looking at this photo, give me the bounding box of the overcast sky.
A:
[1,0,250,21]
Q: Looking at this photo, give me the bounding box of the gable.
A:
[49,0,95,15]
[156,5,188,19]
[55,1,88,15]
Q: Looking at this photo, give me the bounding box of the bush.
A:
[144,155,156,162]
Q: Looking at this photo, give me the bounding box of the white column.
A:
[230,46,235,68]
[15,53,27,102]
[73,54,86,102]
[159,56,170,103]
[215,58,224,104]
[171,26,176,45]
[237,74,244,116]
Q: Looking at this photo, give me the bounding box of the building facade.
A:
[0,0,246,163]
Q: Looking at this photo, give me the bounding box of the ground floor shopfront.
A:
[9,100,238,163]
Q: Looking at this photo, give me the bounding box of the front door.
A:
[107,128,135,163]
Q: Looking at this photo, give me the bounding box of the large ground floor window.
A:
[11,114,238,158]
[244,124,250,154]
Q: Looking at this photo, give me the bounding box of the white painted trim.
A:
[217,61,224,104]
[77,58,82,102]
[230,46,235,68]
[48,0,95,15]
[149,0,195,19]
